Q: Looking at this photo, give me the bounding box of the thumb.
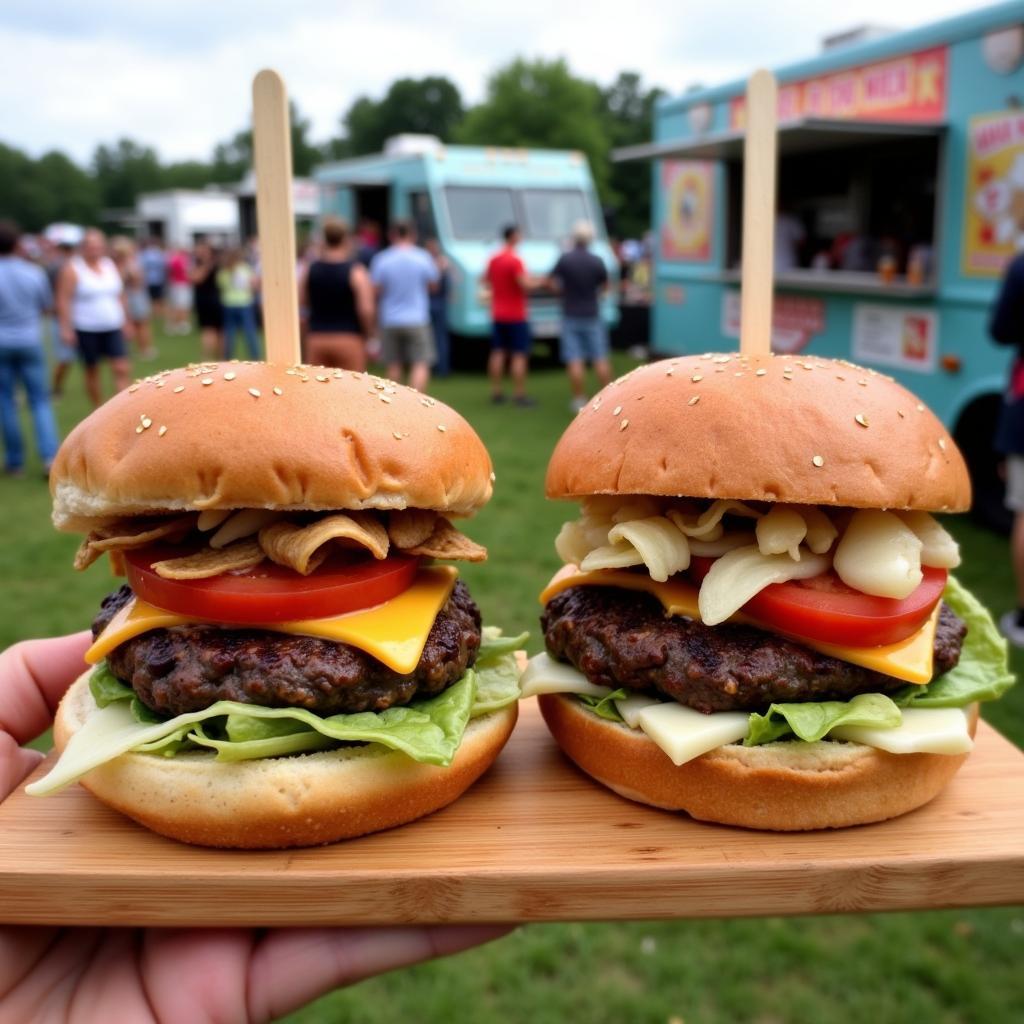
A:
[0,734,45,800]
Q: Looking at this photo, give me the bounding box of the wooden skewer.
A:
[252,69,301,366]
[739,69,778,357]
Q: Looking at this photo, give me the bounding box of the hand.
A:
[60,325,76,347]
[122,321,136,345]
[0,635,511,1023]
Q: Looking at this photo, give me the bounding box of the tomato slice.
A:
[688,556,947,647]
[124,546,420,624]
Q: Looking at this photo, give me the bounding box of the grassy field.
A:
[2,327,1021,1024]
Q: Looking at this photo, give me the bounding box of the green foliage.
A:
[342,76,465,155]
[212,101,324,181]
[0,143,99,229]
[91,138,164,210]
[458,58,610,199]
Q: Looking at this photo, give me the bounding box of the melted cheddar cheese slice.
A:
[86,566,458,675]
[539,566,938,684]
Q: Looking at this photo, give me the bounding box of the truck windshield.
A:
[444,187,517,240]
[442,186,595,241]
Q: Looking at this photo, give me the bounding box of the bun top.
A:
[546,353,970,512]
[51,362,494,528]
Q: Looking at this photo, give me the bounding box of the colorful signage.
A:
[963,111,1024,277]
[729,47,947,129]
[660,161,714,262]
[851,304,938,373]
[721,291,825,354]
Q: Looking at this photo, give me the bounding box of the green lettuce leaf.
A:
[745,692,902,746]
[578,688,629,722]
[89,663,134,707]
[472,650,524,715]
[893,575,1016,708]
[477,627,530,666]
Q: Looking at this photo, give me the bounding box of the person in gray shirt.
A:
[0,221,60,476]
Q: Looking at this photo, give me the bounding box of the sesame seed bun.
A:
[50,362,494,529]
[545,354,970,512]
[54,671,517,849]
[538,693,977,831]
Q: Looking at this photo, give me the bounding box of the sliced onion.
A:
[607,516,690,582]
[698,545,830,625]
[801,506,839,554]
[555,520,591,566]
[580,540,645,572]
[833,509,923,599]
[897,511,961,569]
[688,531,755,556]
[667,499,759,540]
[755,506,807,560]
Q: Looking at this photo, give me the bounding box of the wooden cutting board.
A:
[1,700,1022,926]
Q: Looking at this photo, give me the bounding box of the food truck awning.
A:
[612,117,946,162]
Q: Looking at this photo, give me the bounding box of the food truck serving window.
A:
[520,189,591,240]
[444,187,516,240]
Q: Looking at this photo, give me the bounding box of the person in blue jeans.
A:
[217,249,261,359]
[425,237,451,377]
[0,221,60,476]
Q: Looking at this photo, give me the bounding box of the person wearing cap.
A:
[0,220,60,476]
[547,220,611,412]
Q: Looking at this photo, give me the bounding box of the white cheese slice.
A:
[830,706,973,754]
[519,653,612,700]
[636,703,750,766]
[615,693,663,729]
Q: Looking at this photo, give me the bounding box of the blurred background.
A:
[1,1,1023,1021]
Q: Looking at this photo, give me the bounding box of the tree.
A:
[91,138,163,210]
[34,151,99,225]
[0,143,99,230]
[599,72,665,238]
[339,76,465,156]
[212,101,325,180]
[457,59,610,199]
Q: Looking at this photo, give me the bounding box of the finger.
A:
[0,633,92,744]
[247,925,514,1023]
[0,734,44,800]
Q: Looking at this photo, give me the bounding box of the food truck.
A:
[314,136,617,348]
[618,2,1024,524]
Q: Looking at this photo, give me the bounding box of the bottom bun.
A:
[538,693,977,831]
[55,671,517,849]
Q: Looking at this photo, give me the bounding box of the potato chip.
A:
[388,509,438,549]
[406,518,487,562]
[259,513,390,575]
[73,515,196,571]
[210,509,282,548]
[151,539,265,580]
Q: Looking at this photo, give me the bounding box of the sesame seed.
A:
[249,388,261,398]
[691,374,703,382]
[782,374,792,381]
[437,424,447,432]
[135,426,143,434]
[620,418,629,430]
[128,384,139,393]
[285,369,298,375]
[755,368,766,376]
[666,368,674,376]
[688,395,700,406]
[734,371,743,377]
[812,455,824,467]
[316,374,329,382]
[783,366,793,373]
[836,374,846,381]
[393,431,403,440]
[855,413,869,428]
[158,425,167,437]
[938,438,947,451]
[897,410,905,419]
[857,379,868,387]
[489,471,496,482]
[156,381,164,388]
[379,395,392,403]
[613,405,622,415]
[141,417,152,429]
[713,355,730,364]
[223,372,236,381]
[916,403,925,412]
[173,385,185,393]
[201,377,213,386]
[273,386,283,396]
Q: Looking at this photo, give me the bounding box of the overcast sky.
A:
[1,0,994,164]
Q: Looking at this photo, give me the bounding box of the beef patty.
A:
[94,580,481,718]
[542,585,966,714]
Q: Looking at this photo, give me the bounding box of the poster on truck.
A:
[851,304,938,373]
[660,161,713,261]
[963,111,1024,277]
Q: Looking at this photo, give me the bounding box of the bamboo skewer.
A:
[739,69,779,357]
[252,69,301,366]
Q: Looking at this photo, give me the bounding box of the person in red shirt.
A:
[484,225,534,406]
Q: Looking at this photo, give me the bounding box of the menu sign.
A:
[729,47,947,128]
[660,160,714,262]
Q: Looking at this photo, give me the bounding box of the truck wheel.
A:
[954,395,1011,535]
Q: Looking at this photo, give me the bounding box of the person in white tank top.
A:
[56,228,133,407]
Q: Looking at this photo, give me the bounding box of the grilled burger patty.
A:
[542,585,966,714]
[93,581,482,717]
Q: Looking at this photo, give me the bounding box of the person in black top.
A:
[300,218,375,371]
[547,220,611,412]
[425,237,450,377]
[191,240,223,360]
[990,248,1024,646]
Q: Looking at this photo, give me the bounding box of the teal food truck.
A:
[618,2,1024,523]
[314,136,617,348]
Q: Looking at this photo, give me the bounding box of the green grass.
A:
[2,327,1022,1024]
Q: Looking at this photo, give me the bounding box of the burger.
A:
[28,361,524,848]
[521,353,1014,830]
